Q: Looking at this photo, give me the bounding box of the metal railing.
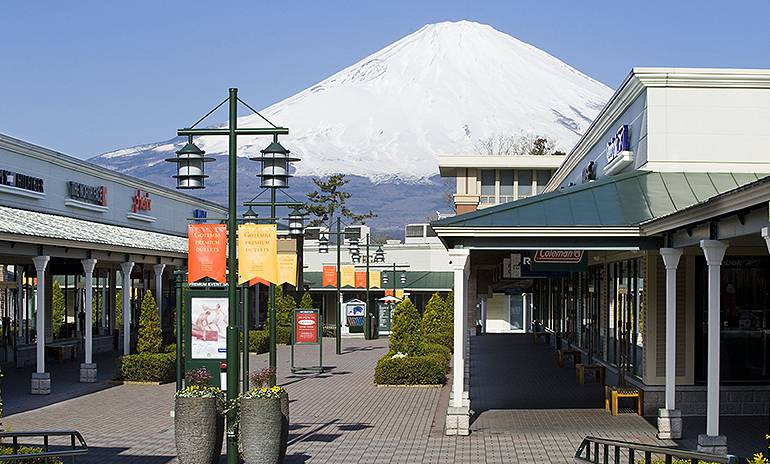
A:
[0,430,88,462]
[575,436,737,464]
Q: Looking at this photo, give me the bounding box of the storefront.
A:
[0,133,226,394]
[432,67,770,452]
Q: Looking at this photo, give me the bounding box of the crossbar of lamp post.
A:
[178,128,289,136]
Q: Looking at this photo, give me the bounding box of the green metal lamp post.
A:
[166,88,290,464]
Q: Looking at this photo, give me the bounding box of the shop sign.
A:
[193,209,207,219]
[606,125,630,163]
[534,250,584,263]
[502,253,522,278]
[67,181,106,206]
[0,169,44,193]
[131,190,152,212]
[295,310,319,344]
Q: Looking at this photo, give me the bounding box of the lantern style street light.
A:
[167,88,292,464]
[374,245,386,263]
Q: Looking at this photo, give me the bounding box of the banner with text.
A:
[322,265,337,287]
[277,253,298,286]
[341,265,355,287]
[237,224,278,285]
[370,270,381,288]
[355,271,367,288]
[188,224,227,284]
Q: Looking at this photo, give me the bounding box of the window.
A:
[518,170,532,198]
[536,170,552,194]
[499,170,514,203]
[405,225,425,238]
[480,169,496,204]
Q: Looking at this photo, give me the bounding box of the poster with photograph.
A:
[190,297,228,359]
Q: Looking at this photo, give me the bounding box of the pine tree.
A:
[389,298,423,356]
[441,292,454,329]
[274,286,295,328]
[52,281,65,337]
[304,174,376,227]
[300,292,314,309]
[115,289,123,329]
[421,293,444,337]
[137,290,162,353]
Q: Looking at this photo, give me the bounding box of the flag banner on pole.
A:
[188,224,227,284]
[322,265,337,287]
[340,265,355,287]
[249,277,269,287]
[384,289,393,297]
[355,271,367,288]
[396,289,405,300]
[370,270,381,288]
[238,224,278,285]
[277,253,297,286]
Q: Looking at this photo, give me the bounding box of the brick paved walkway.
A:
[4,334,759,462]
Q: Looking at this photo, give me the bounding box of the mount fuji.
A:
[91,21,613,236]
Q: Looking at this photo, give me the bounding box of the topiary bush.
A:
[52,281,65,338]
[275,286,296,328]
[374,354,447,385]
[421,293,445,338]
[424,330,453,352]
[422,342,451,365]
[137,290,162,354]
[441,292,454,327]
[299,292,314,309]
[118,352,175,383]
[276,325,292,345]
[389,298,423,356]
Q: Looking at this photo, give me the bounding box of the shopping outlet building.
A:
[0,133,226,393]
[434,68,770,453]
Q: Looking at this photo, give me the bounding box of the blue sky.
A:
[1,0,768,159]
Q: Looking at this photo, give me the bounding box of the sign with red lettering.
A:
[322,265,337,287]
[533,250,584,263]
[131,190,152,213]
[295,310,319,344]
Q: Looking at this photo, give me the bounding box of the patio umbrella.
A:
[378,296,401,303]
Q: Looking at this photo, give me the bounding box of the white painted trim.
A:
[0,184,45,199]
[64,199,109,213]
[433,226,640,237]
[603,151,634,176]
[126,212,157,223]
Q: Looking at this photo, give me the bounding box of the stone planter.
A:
[174,396,224,464]
[279,393,290,462]
[239,395,285,464]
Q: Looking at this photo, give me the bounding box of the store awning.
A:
[0,205,187,257]
[432,171,769,250]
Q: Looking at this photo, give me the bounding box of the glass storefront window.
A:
[518,170,532,198]
[536,170,552,194]
[500,170,514,203]
[480,169,496,204]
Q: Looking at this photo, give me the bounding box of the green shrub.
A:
[276,325,292,345]
[634,460,721,464]
[115,289,123,329]
[137,291,162,354]
[248,330,269,354]
[441,292,454,327]
[275,286,296,328]
[52,281,65,338]
[118,352,175,383]
[422,293,448,339]
[389,298,423,356]
[323,327,335,337]
[374,354,447,385]
[422,342,451,364]
[163,343,177,353]
[300,292,314,309]
[424,330,453,352]
[0,446,63,463]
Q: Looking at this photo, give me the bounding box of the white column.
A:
[120,262,134,355]
[762,227,770,254]
[81,259,97,364]
[479,296,487,333]
[153,264,165,322]
[31,256,50,374]
[658,248,683,440]
[700,240,727,438]
[660,248,682,410]
[449,248,470,409]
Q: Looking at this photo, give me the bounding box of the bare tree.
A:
[474,132,562,156]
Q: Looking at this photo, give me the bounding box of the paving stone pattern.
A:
[5,334,754,463]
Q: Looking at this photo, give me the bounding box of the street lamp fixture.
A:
[251,139,299,189]
[374,245,385,263]
[319,232,329,254]
[166,135,214,189]
[288,207,305,236]
[242,206,259,224]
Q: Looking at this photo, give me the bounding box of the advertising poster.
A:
[188,224,227,283]
[238,224,278,285]
[190,297,228,359]
[295,310,319,344]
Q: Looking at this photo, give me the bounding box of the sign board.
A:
[131,190,152,212]
[295,310,319,344]
[190,297,228,359]
[0,169,44,193]
[67,181,106,206]
[533,250,584,263]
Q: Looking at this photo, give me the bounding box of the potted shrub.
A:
[174,368,224,464]
[238,383,287,464]
[249,368,288,461]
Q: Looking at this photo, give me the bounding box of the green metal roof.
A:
[432,171,769,228]
[303,271,453,290]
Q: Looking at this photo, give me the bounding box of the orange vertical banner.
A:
[322,265,337,287]
[355,271,367,288]
[340,265,355,287]
[188,224,227,284]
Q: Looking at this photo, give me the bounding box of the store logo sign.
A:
[533,250,584,263]
[68,181,106,206]
[606,125,631,163]
[193,209,207,219]
[131,190,152,213]
[0,169,44,193]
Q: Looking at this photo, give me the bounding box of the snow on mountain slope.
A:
[92,21,612,182]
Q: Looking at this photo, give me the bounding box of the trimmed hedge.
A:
[0,446,63,464]
[248,330,269,354]
[423,342,451,365]
[277,325,292,345]
[163,343,176,353]
[118,352,175,383]
[374,354,447,385]
[424,330,453,352]
[389,298,423,356]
